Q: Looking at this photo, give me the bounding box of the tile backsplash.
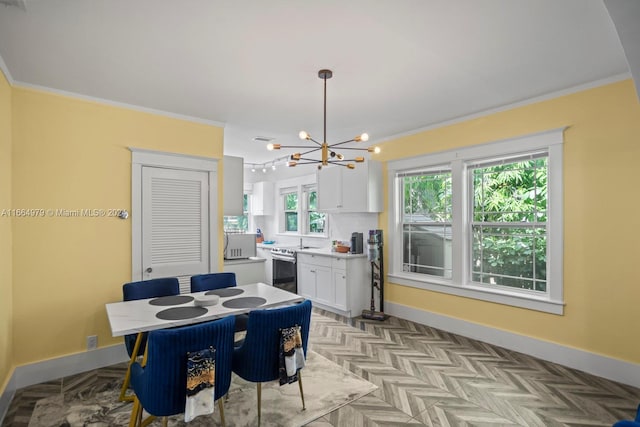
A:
[254,212,378,249]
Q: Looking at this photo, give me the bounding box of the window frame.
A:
[276,174,329,238]
[281,187,299,233]
[387,128,564,315]
[223,192,251,233]
[303,184,327,236]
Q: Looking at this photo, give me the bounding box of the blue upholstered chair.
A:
[232,299,312,425]
[120,277,180,401]
[129,316,236,427]
[613,404,640,426]
[190,272,237,292]
[191,272,248,332]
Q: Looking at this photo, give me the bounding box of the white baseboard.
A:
[0,344,128,424]
[385,301,640,389]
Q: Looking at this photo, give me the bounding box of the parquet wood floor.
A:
[3,308,639,426]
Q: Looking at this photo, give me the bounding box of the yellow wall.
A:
[378,79,640,364]
[10,87,224,365]
[0,70,13,391]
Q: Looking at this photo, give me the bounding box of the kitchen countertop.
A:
[223,257,266,265]
[296,247,367,259]
[256,243,277,249]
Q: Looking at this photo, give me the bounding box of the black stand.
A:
[362,235,389,321]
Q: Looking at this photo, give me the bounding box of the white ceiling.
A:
[0,0,632,165]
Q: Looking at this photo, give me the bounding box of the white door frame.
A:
[130,148,219,281]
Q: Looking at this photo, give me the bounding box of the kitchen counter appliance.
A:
[224,233,257,260]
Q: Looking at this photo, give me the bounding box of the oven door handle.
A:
[272,254,296,263]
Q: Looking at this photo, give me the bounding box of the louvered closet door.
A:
[141,166,209,291]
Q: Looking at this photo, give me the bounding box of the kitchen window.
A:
[304,186,326,234]
[223,193,250,232]
[277,176,328,237]
[283,189,298,232]
[388,128,564,314]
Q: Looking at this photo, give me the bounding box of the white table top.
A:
[106,282,304,337]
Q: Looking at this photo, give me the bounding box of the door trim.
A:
[130,148,219,281]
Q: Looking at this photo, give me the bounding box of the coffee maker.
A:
[350,232,363,254]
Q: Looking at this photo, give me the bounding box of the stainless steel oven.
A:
[271,247,297,294]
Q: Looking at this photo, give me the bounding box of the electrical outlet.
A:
[86,335,98,351]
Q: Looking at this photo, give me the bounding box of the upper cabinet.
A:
[223,155,244,216]
[317,160,382,213]
[252,181,274,216]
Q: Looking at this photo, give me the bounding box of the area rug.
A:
[28,351,377,427]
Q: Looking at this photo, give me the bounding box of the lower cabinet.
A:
[223,259,267,285]
[256,247,273,285]
[297,252,367,318]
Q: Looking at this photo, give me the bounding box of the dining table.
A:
[106,281,305,410]
[106,281,305,337]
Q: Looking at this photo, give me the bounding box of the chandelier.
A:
[267,69,380,169]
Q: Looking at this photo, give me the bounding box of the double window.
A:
[279,182,327,236]
[389,129,564,314]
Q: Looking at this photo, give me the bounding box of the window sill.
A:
[388,272,564,315]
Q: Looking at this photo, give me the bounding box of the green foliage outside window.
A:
[284,192,298,232]
[403,173,452,278]
[472,158,548,291]
[223,194,249,232]
[308,190,325,233]
[402,157,548,292]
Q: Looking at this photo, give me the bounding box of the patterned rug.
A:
[27,351,377,427]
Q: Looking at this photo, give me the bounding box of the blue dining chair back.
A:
[191,272,248,332]
[129,316,236,426]
[120,277,179,402]
[232,299,312,424]
[190,272,237,293]
[122,277,180,357]
[613,403,640,426]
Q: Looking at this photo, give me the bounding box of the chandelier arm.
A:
[297,147,323,156]
[331,146,371,151]
[328,139,357,147]
[278,145,320,149]
[307,137,322,146]
[293,160,327,165]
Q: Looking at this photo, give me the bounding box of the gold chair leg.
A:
[257,382,262,426]
[120,333,144,402]
[298,371,306,410]
[128,397,141,427]
[137,404,143,427]
[161,416,168,427]
[218,398,226,427]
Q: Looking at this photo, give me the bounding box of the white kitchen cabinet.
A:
[297,251,368,318]
[252,181,274,215]
[316,160,382,213]
[223,155,244,216]
[298,261,331,303]
[256,247,273,285]
[223,258,266,285]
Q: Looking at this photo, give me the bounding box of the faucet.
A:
[299,238,303,249]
